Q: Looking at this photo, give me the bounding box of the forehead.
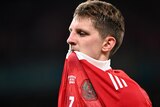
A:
[69,16,95,30]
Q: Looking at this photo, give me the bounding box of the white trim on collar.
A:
[74,51,111,71]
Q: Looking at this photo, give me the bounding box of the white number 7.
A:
[69,96,74,107]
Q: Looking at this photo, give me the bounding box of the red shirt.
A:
[58,52,152,107]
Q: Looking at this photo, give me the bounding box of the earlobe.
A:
[102,36,116,52]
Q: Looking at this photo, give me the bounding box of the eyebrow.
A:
[69,27,90,34]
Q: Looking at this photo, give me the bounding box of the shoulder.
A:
[111,69,130,78]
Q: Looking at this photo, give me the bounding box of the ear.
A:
[102,36,116,52]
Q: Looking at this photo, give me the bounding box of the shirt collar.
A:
[74,51,111,71]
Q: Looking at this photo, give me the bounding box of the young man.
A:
[58,0,152,107]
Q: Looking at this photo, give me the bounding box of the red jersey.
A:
[58,52,152,107]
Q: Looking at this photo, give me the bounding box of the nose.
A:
[67,32,77,45]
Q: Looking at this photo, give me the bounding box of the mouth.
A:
[70,48,77,52]
[69,45,78,52]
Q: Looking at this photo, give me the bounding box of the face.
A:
[67,16,105,60]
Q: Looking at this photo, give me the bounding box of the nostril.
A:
[66,35,72,44]
[66,37,75,45]
[67,35,76,45]
[68,42,76,46]
[67,38,74,44]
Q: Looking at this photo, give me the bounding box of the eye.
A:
[78,31,85,35]
[77,30,89,37]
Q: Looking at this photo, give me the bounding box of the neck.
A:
[96,52,110,61]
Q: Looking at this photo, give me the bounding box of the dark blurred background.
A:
[0,0,159,107]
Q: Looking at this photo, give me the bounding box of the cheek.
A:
[91,39,103,53]
[91,38,103,48]
[83,39,102,55]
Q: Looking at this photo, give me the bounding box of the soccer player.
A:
[58,0,152,106]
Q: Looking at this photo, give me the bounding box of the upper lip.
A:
[69,45,79,51]
[71,48,78,52]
